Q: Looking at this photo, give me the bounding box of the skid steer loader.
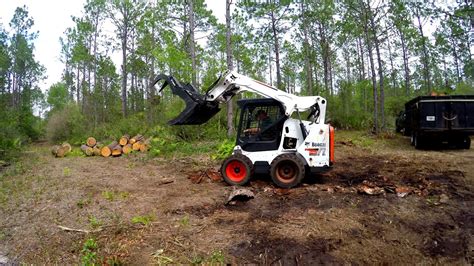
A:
[151,70,334,188]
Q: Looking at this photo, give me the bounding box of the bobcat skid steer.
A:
[151,70,334,188]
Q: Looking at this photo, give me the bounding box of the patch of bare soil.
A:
[0,135,473,264]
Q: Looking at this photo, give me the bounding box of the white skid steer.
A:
[151,70,334,188]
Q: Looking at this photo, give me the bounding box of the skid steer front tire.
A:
[270,153,305,188]
[221,154,253,186]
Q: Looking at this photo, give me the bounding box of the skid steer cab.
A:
[151,70,334,188]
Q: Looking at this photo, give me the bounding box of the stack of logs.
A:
[51,143,72,157]
[81,135,150,157]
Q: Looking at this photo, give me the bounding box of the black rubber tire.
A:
[462,136,471,149]
[221,154,253,186]
[414,133,423,149]
[270,153,305,188]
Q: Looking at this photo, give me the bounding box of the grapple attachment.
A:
[150,74,220,125]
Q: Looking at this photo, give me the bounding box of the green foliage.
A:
[88,216,102,229]
[101,190,129,201]
[211,139,235,160]
[209,250,225,263]
[47,82,69,111]
[131,214,154,226]
[46,104,86,144]
[81,238,99,266]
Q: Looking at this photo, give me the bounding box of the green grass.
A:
[131,214,155,226]
[178,214,190,227]
[209,250,225,263]
[88,216,102,229]
[101,190,129,201]
[81,238,99,266]
[335,129,409,151]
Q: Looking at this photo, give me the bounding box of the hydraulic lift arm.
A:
[150,70,327,125]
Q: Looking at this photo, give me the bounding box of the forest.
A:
[0,0,472,154]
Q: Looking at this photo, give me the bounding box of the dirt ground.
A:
[0,132,473,264]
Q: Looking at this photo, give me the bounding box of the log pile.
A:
[82,135,150,157]
[51,143,72,158]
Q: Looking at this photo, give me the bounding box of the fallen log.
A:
[132,141,142,151]
[129,134,144,145]
[119,134,130,146]
[101,141,118,157]
[122,144,133,154]
[61,142,72,153]
[139,138,151,152]
[111,144,122,156]
[51,145,67,158]
[86,137,97,147]
[92,146,101,156]
[81,145,94,156]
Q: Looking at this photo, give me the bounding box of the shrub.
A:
[46,104,86,143]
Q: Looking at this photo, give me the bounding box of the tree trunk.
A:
[370,12,385,130]
[300,0,313,95]
[414,6,431,92]
[363,9,378,134]
[121,23,128,117]
[450,37,461,83]
[189,0,197,88]
[270,10,282,91]
[399,29,411,95]
[318,22,330,95]
[225,0,235,137]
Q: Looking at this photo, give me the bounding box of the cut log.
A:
[81,145,94,156]
[92,146,101,156]
[51,145,67,158]
[101,141,117,157]
[119,134,130,146]
[122,144,133,154]
[61,142,72,153]
[51,145,60,155]
[139,138,151,152]
[132,141,142,151]
[111,145,122,157]
[86,137,97,147]
[129,134,144,145]
[100,146,111,157]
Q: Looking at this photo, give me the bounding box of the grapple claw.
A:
[150,74,220,125]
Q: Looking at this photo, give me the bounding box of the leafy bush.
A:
[46,104,86,144]
[211,139,235,160]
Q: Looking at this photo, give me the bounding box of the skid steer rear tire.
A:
[270,153,305,188]
[221,154,253,186]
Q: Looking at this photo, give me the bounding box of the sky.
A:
[0,0,227,93]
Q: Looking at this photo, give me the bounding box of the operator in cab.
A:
[244,109,272,135]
